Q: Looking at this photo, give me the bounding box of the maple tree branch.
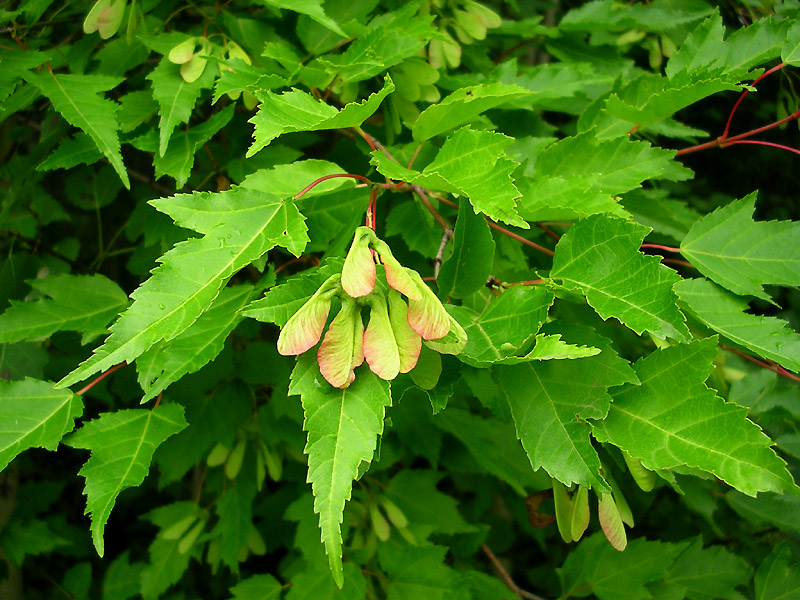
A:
[640,243,681,253]
[410,185,452,232]
[481,543,547,600]
[721,63,785,139]
[433,228,454,279]
[294,173,374,199]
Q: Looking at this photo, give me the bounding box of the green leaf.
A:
[154,105,235,187]
[37,133,103,171]
[446,286,554,365]
[317,4,435,82]
[783,20,800,67]
[620,189,701,243]
[139,536,193,600]
[102,551,144,600]
[0,519,69,565]
[665,12,726,78]
[65,404,188,556]
[0,274,128,344]
[378,541,460,600]
[675,278,800,373]
[666,537,751,600]
[372,127,527,227]
[147,56,214,157]
[437,199,494,299]
[384,470,475,540]
[217,481,256,573]
[289,354,391,587]
[725,490,800,534]
[412,83,531,141]
[58,187,308,388]
[286,563,367,600]
[0,378,83,472]
[247,75,394,156]
[229,574,283,600]
[593,338,798,496]
[24,71,129,188]
[260,0,346,36]
[680,193,800,302]
[497,325,636,491]
[551,214,689,341]
[137,284,253,402]
[558,533,685,600]
[434,407,546,495]
[755,544,800,600]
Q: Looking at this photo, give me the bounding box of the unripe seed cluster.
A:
[278,227,466,388]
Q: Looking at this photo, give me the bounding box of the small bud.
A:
[406,270,451,340]
[342,227,376,297]
[387,290,421,373]
[363,293,401,381]
[317,296,364,388]
[277,275,340,356]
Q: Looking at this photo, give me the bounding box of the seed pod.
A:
[248,526,267,555]
[571,485,590,542]
[372,239,422,300]
[623,450,656,492]
[369,502,391,542]
[598,492,627,551]
[342,227,377,297]
[178,519,205,554]
[406,270,450,340]
[207,442,230,467]
[162,514,198,541]
[262,443,283,482]
[225,438,246,480]
[463,0,502,28]
[387,290,422,373]
[84,0,126,39]
[255,448,266,492]
[168,38,198,64]
[552,480,575,543]
[277,274,340,356]
[318,296,364,388]
[363,293,401,380]
[380,497,409,529]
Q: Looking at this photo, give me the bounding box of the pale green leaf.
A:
[558,533,685,600]
[0,378,83,472]
[559,0,712,32]
[517,175,627,222]
[496,60,615,109]
[0,274,127,344]
[247,75,394,156]
[593,338,798,496]
[58,187,308,388]
[412,83,531,141]
[147,56,214,157]
[154,105,235,187]
[675,278,800,373]
[680,193,800,302]
[289,354,391,587]
[25,71,129,188]
[65,404,188,556]
[497,325,636,491]
[260,0,346,36]
[137,285,253,402]
[372,127,527,227]
[437,199,495,299]
[551,214,689,341]
[229,574,283,600]
[755,544,800,600]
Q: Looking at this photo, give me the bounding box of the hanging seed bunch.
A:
[277,227,467,388]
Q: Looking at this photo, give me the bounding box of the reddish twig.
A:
[721,344,800,383]
[294,173,373,199]
[75,362,127,396]
[721,63,785,139]
[481,543,546,600]
[410,185,452,232]
[536,222,561,242]
[640,243,681,253]
[723,140,800,155]
[508,279,545,286]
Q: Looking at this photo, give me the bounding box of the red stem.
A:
[640,243,681,253]
[721,63,785,139]
[488,222,555,257]
[721,344,800,384]
[294,173,373,199]
[508,279,545,286]
[723,140,800,155]
[76,362,127,396]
